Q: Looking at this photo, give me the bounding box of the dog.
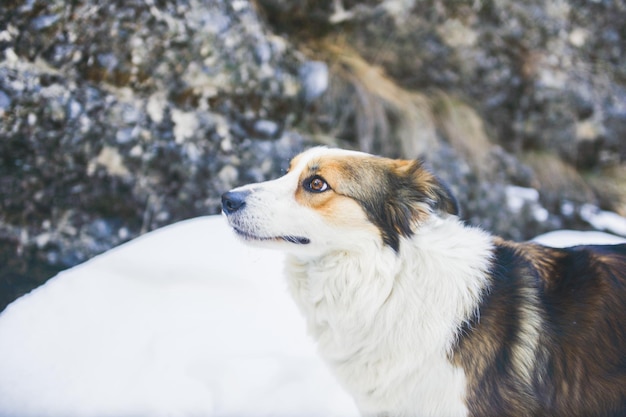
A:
[221,147,626,417]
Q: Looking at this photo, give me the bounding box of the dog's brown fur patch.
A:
[454,241,626,417]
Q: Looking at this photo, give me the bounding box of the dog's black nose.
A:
[221,190,249,214]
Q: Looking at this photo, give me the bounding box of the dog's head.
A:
[222,147,458,256]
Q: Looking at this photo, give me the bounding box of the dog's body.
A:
[222,147,626,417]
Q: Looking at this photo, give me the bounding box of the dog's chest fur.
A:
[285,218,494,417]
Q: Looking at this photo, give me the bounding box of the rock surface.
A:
[1,0,625,310]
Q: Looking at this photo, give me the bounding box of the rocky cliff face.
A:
[1,0,625,310]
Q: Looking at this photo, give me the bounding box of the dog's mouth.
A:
[232,227,310,245]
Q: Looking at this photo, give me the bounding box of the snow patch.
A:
[580,204,626,236]
[505,185,549,222]
[533,229,626,247]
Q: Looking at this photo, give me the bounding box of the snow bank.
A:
[0,216,358,417]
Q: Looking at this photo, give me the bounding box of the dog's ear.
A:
[433,179,460,216]
[370,159,459,251]
[393,159,459,217]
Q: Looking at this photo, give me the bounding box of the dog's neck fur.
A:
[285,215,494,417]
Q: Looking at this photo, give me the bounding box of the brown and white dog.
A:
[221,147,626,417]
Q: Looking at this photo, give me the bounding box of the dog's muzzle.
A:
[221,189,310,245]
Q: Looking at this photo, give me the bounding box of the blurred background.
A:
[1,0,625,311]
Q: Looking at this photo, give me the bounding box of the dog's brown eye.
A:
[305,176,330,193]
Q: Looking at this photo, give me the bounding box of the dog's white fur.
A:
[224,148,494,417]
[286,218,493,417]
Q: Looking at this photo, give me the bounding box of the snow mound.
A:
[0,216,358,417]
